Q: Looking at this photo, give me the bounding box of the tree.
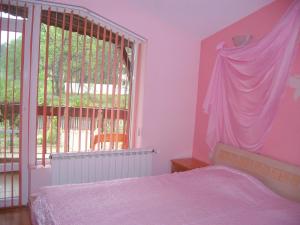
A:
[38,23,118,101]
[0,34,22,151]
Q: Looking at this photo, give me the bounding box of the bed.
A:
[31,144,300,225]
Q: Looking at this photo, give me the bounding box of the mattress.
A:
[31,166,300,225]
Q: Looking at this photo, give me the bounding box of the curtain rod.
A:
[8,0,147,42]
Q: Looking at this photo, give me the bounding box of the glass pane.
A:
[0,27,23,206]
[36,13,134,164]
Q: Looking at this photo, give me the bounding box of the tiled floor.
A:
[0,207,31,225]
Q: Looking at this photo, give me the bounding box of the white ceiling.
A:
[128,0,273,39]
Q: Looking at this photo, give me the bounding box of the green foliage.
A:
[37,23,130,108]
[37,133,43,145]
[0,35,22,80]
[0,79,21,103]
[0,35,22,104]
[46,117,57,144]
[38,23,124,97]
[0,21,131,140]
[0,33,22,128]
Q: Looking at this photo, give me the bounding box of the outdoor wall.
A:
[30,0,200,187]
[193,0,300,166]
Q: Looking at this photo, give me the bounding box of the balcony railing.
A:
[0,103,129,164]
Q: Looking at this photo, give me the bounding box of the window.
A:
[0,3,26,207]
[0,1,143,207]
[36,9,137,165]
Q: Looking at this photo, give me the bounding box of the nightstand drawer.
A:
[171,158,208,173]
[172,163,190,172]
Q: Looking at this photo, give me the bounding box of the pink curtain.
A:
[203,1,300,152]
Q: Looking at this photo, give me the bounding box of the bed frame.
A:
[212,143,300,202]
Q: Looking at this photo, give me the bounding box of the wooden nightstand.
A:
[171,158,209,173]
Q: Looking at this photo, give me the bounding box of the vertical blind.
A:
[0,0,142,208]
[36,7,136,165]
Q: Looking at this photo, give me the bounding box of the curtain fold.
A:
[203,0,300,152]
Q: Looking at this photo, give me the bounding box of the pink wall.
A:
[193,0,300,166]
[46,0,200,174]
[31,0,201,195]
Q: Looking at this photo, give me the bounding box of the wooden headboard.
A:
[212,143,300,202]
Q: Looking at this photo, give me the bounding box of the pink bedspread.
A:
[31,166,300,225]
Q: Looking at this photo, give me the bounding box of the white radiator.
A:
[50,149,155,185]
